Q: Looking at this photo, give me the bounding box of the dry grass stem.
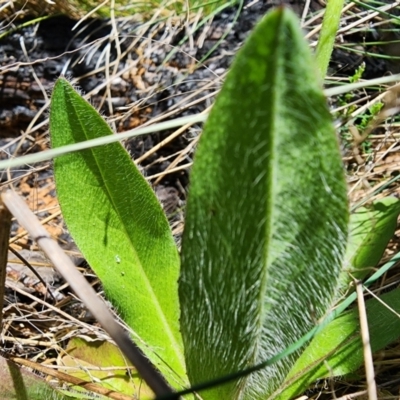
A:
[356,281,377,400]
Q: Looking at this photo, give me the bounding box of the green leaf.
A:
[276,288,400,399]
[61,338,153,399]
[340,197,400,289]
[49,78,187,388]
[179,8,348,400]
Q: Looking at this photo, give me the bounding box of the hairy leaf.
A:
[179,8,349,399]
[50,78,186,388]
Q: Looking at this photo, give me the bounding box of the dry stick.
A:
[0,200,12,330]
[1,189,175,398]
[356,281,378,400]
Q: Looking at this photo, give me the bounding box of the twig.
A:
[0,199,12,330]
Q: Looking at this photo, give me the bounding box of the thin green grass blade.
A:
[276,288,400,399]
[179,8,348,400]
[0,114,207,171]
[50,78,187,388]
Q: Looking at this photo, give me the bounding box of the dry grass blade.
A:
[335,390,368,400]
[356,281,377,400]
[0,189,175,397]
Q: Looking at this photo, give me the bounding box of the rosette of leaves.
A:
[50,8,353,399]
